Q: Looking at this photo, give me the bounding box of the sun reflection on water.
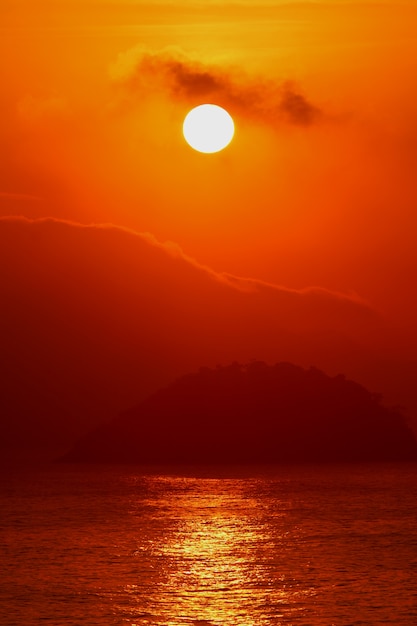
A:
[121,474,316,626]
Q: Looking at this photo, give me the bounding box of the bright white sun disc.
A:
[183,104,234,153]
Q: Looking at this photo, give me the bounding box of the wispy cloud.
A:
[0,191,43,202]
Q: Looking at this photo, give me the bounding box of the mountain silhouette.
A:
[62,362,417,464]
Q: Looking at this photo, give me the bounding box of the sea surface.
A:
[1,462,417,625]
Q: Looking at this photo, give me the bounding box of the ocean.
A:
[1,462,416,625]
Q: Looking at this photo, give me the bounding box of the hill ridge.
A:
[62,362,417,464]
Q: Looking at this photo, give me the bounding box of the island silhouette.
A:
[62,362,417,464]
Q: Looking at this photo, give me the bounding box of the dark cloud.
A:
[0,215,371,309]
[0,215,385,454]
[114,48,321,127]
[279,82,320,126]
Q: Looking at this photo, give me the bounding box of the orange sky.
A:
[1,1,417,450]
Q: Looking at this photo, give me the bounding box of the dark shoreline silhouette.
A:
[62,362,417,464]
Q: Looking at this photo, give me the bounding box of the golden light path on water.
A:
[122,474,317,626]
[2,466,417,625]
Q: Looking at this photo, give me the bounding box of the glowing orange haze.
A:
[1,1,417,449]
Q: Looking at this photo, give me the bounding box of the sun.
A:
[183,104,235,154]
